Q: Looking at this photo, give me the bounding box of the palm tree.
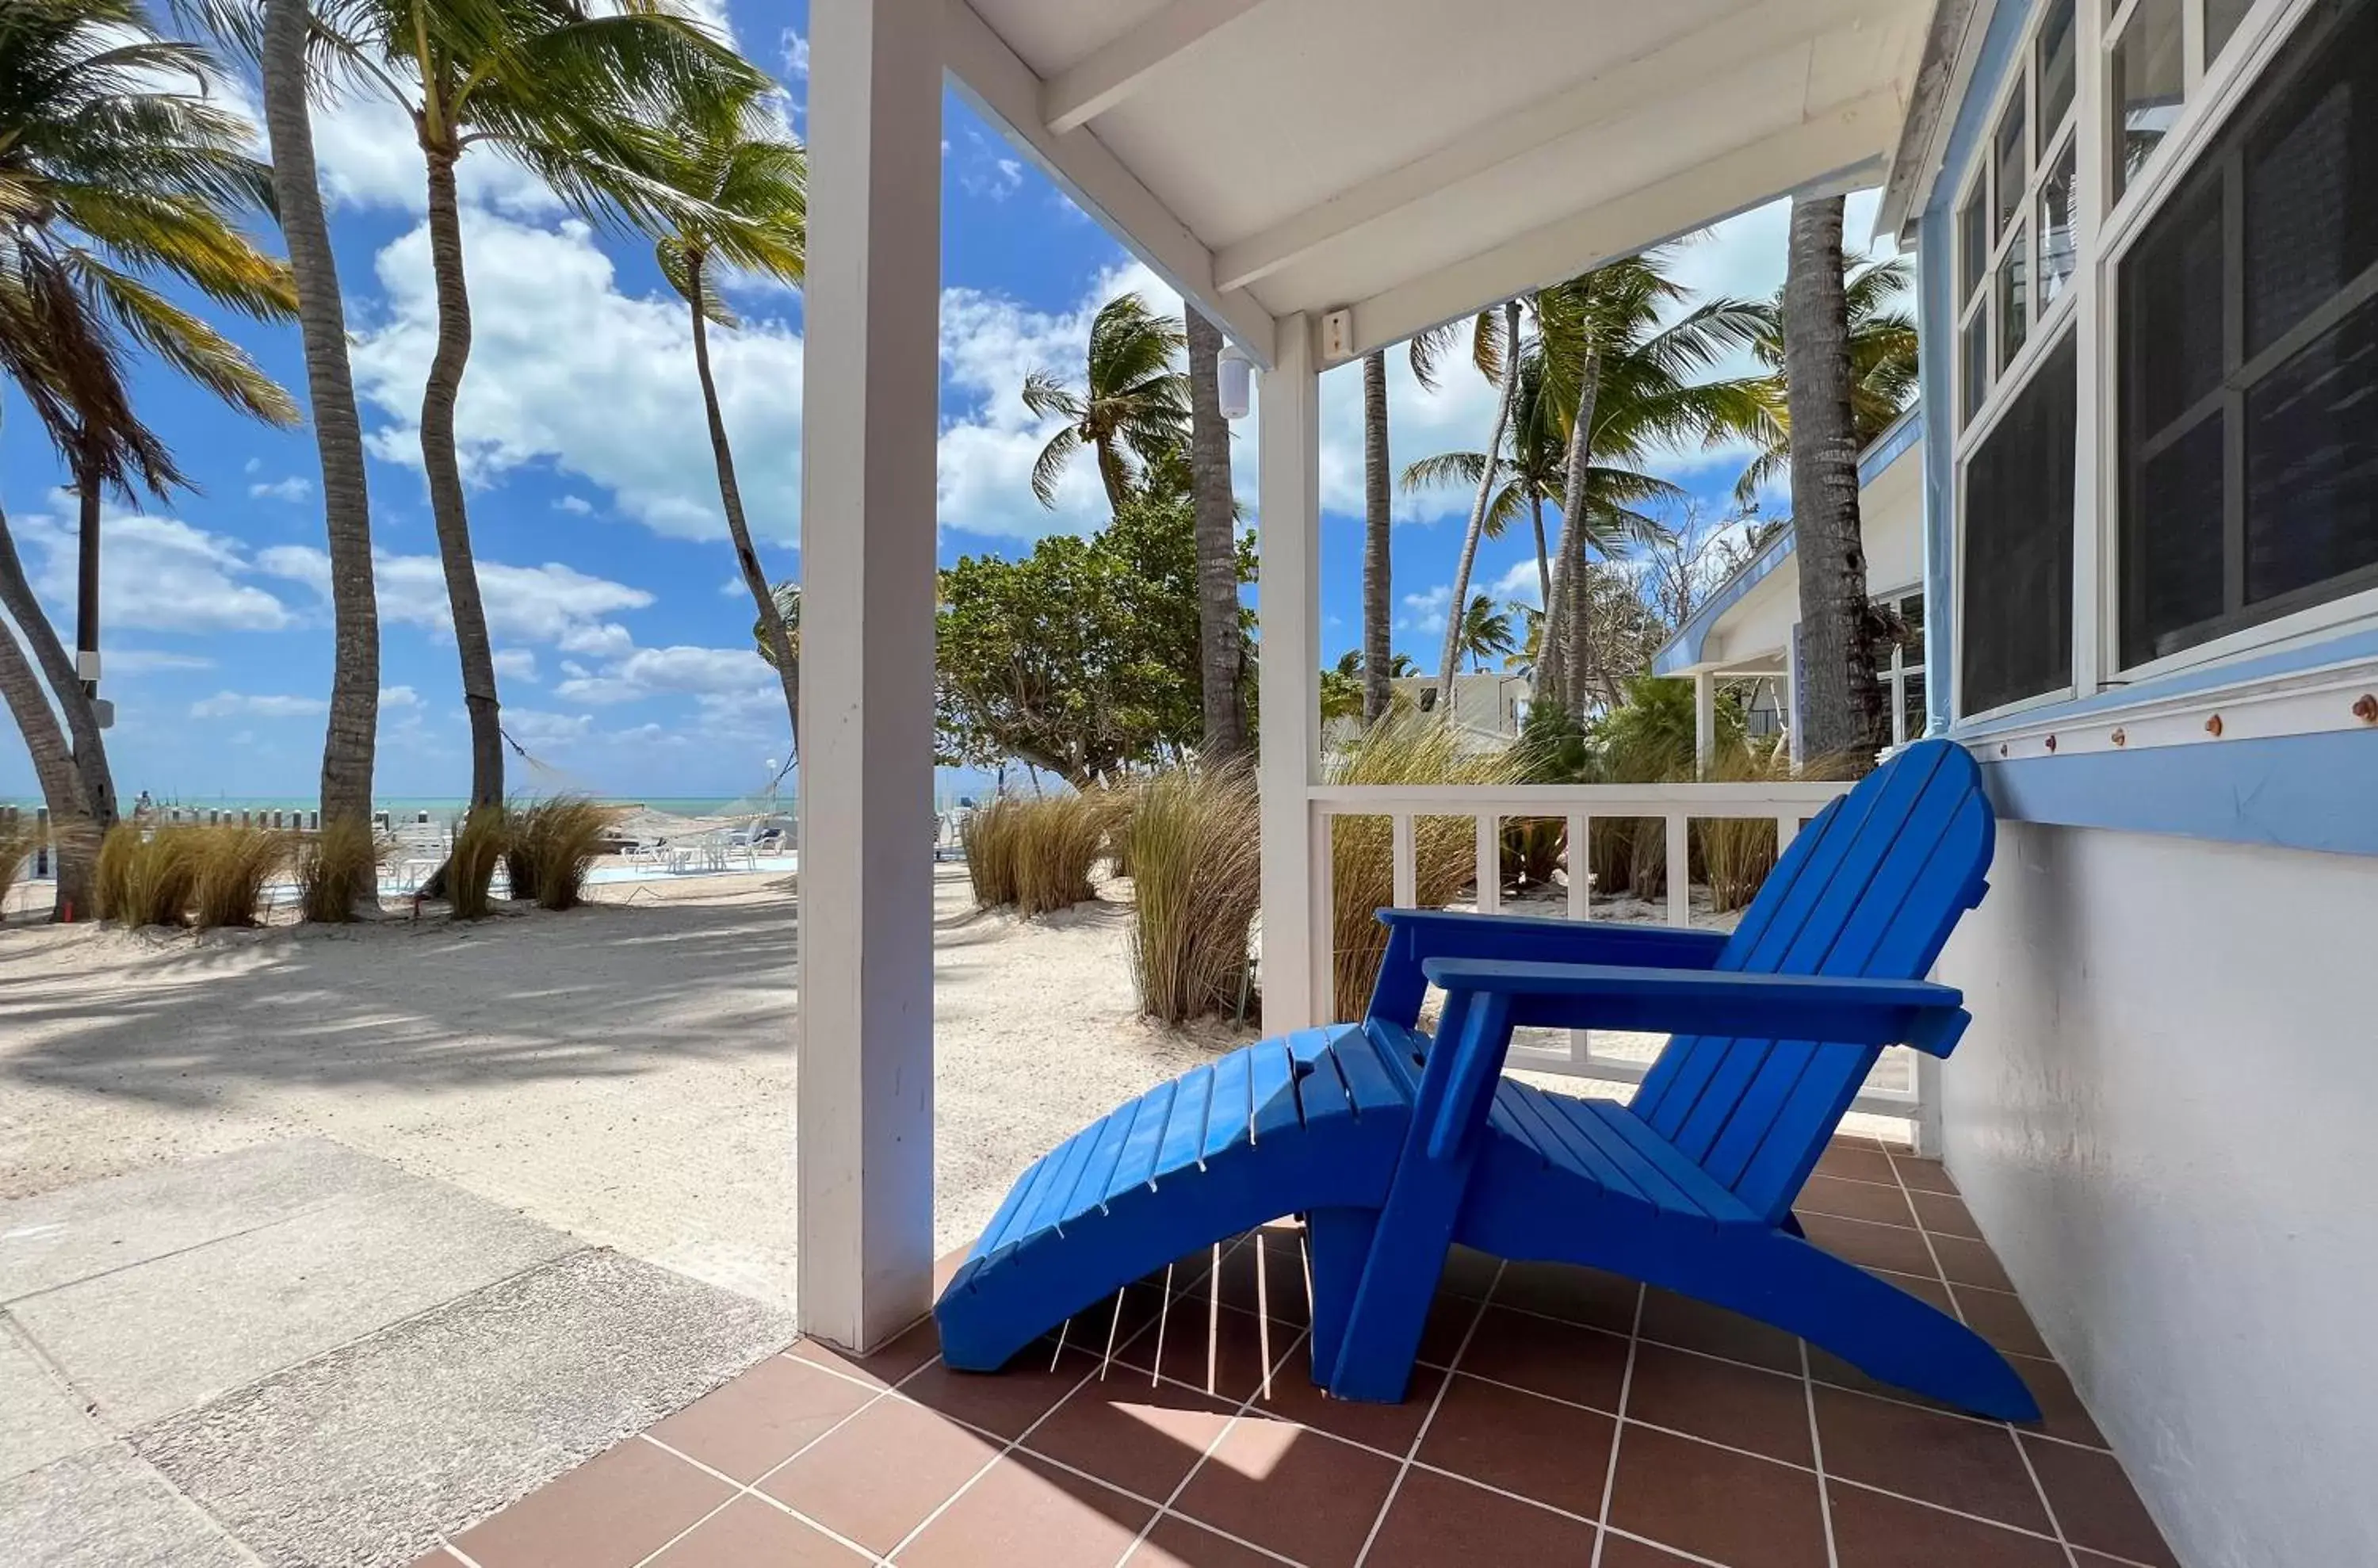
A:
[1734,252,1918,503]
[2,0,297,912]
[641,82,805,756]
[277,0,762,809]
[1024,293,1187,513]
[1183,308,1245,760]
[1525,251,1769,716]
[1399,349,1573,610]
[1455,594,1518,672]
[1432,298,1522,704]
[1361,350,1392,723]
[1781,194,1887,767]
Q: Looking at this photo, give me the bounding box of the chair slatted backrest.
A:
[1628,740,1994,1223]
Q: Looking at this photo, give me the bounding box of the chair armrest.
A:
[1420,958,1969,1057]
[1366,908,1726,1027]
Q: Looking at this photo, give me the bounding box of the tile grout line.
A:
[1882,1147,2082,1568]
[1800,1337,1841,1568]
[1585,1281,1646,1568]
[637,1430,891,1565]
[1349,1257,1504,1568]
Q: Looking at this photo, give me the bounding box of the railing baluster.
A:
[1566,811,1592,1069]
[1310,805,1336,1023]
[1776,813,1800,852]
[1391,813,1416,910]
[1474,813,1500,916]
[1665,813,1692,928]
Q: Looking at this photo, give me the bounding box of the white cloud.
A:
[248,476,313,503]
[379,684,421,709]
[304,78,564,219]
[12,507,294,634]
[191,690,327,719]
[348,209,805,545]
[503,709,594,748]
[1397,583,1452,635]
[1488,558,1546,607]
[780,27,809,78]
[491,648,539,683]
[260,545,652,652]
[552,495,594,515]
[553,644,771,706]
[104,649,216,675]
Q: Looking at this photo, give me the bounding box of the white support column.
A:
[1692,671,1716,777]
[1258,312,1322,1029]
[796,0,942,1353]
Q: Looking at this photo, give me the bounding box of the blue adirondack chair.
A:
[935,739,2038,1421]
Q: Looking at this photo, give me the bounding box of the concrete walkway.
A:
[2,1138,794,1566]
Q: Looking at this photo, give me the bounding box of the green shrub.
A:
[189,827,292,930]
[1327,717,1528,1020]
[446,807,507,920]
[298,817,386,922]
[1127,765,1260,1023]
[509,797,618,911]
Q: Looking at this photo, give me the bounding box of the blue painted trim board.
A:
[1978,731,2378,858]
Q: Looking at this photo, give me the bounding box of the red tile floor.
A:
[414,1135,2175,1567]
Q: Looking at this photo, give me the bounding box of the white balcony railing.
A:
[1306,780,1938,1145]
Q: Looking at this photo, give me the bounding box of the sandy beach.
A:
[0,864,1245,1314]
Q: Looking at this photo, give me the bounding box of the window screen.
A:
[2118,0,2378,667]
[1962,334,2078,715]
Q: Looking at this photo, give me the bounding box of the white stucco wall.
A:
[1937,820,2378,1568]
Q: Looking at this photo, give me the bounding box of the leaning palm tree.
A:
[1400,348,1579,613]
[1023,293,1188,513]
[1,0,297,911]
[1183,308,1245,760]
[637,81,805,756]
[1734,251,1918,503]
[1429,298,1522,705]
[250,0,763,809]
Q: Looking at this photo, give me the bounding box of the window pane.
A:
[2242,0,2378,357]
[1995,93,2028,234]
[2038,141,2078,312]
[1961,308,1990,424]
[1902,672,1929,744]
[2124,171,2225,435]
[1962,334,2078,714]
[1899,593,1927,667]
[2037,0,2077,137]
[2246,290,2378,606]
[2205,0,2254,61]
[1959,180,1990,304]
[2121,412,2227,665]
[2112,0,2185,203]
[1999,223,2031,369]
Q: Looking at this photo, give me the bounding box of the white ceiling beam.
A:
[1042,0,1269,133]
[1340,88,1901,364]
[1212,0,1901,293]
[944,0,1275,366]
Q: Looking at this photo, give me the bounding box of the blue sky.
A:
[0,0,1888,805]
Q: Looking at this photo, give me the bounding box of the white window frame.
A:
[2092,0,2378,687]
[1950,0,2086,723]
[1874,586,1928,747]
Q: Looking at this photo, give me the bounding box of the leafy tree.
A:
[1455,594,1518,672]
[640,79,805,755]
[936,484,1252,782]
[751,579,799,671]
[1023,293,1187,511]
[1,0,296,916]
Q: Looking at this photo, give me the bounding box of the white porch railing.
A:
[1306,781,1939,1144]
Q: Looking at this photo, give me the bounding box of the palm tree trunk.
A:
[1528,491,1550,618]
[420,143,504,809]
[263,0,380,843]
[690,258,799,755]
[1093,441,1134,515]
[1783,195,1886,771]
[0,514,96,920]
[1185,309,1246,761]
[1539,342,1602,716]
[1439,300,1523,704]
[1362,350,1392,724]
[10,476,116,838]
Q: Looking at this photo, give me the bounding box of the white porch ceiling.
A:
[947,0,1939,367]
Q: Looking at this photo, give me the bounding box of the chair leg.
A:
[1324,1147,1477,1402]
[1303,1207,1375,1382]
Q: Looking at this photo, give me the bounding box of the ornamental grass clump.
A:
[446,807,507,920]
[188,825,292,930]
[0,814,41,910]
[1126,764,1260,1023]
[1327,716,1530,1021]
[509,796,619,911]
[94,824,203,927]
[1008,793,1107,916]
[964,796,1023,908]
[298,817,386,922]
